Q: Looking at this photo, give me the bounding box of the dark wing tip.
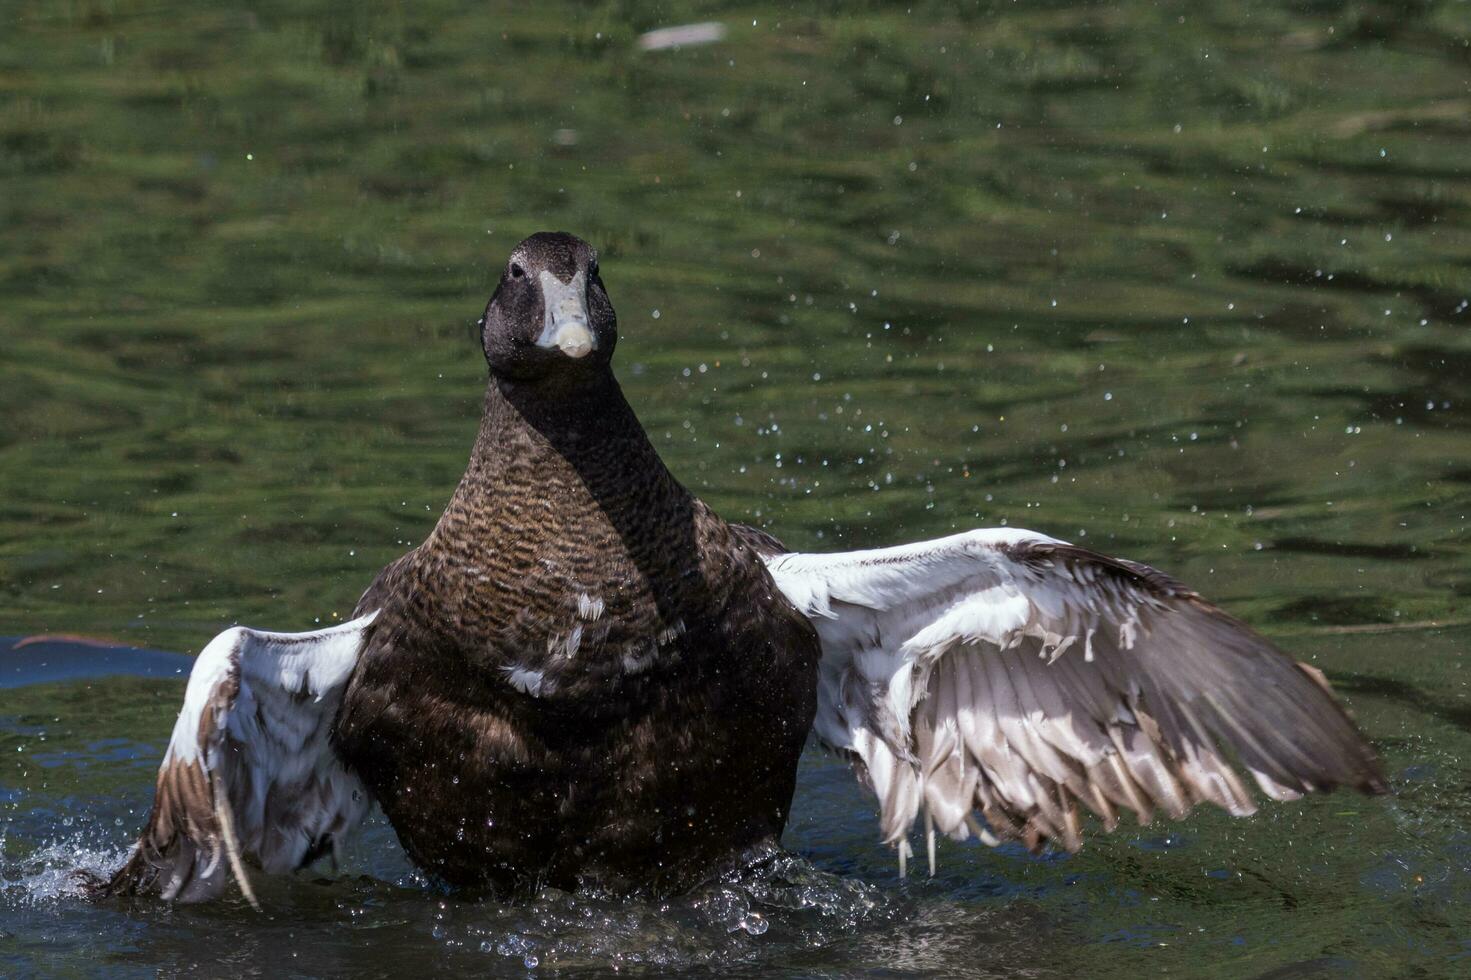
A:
[1291,662,1391,796]
[76,846,154,900]
[1361,771,1393,796]
[1330,728,1392,797]
[1000,536,1390,826]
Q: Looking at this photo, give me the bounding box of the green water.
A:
[2,0,1469,975]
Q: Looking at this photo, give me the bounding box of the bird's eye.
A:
[510,263,525,279]
[588,261,599,279]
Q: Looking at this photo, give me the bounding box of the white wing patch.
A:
[99,614,378,904]
[767,528,1385,874]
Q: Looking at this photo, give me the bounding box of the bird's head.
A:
[479,231,617,382]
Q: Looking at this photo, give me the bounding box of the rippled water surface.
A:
[3,0,1470,975]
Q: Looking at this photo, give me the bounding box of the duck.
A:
[94,231,1387,905]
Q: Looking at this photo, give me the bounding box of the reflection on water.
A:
[1,0,1468,975]
[0,636,188,689]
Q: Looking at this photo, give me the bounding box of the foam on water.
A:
[1,830,130,905]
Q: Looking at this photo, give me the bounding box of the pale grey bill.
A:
[535,269,595,358]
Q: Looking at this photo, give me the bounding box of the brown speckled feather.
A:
[334,369,819,894]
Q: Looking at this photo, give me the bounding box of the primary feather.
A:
[766,528,1386,870]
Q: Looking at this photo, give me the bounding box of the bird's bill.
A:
[535,269,595,358]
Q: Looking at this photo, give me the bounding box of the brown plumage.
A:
[330,232,819,893]
[90,230,1387,905]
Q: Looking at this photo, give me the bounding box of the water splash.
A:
[0,814,893,973]
[420,846,892,971]
[1,829,129,905]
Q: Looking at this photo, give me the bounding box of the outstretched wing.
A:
[95,614,378,904]
[765,528,1386,873]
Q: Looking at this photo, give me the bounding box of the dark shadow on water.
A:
[1271,537,1429,562]
[1331,669,1471,736]
[1270,595,1399,627]
[1251,957,1358,980]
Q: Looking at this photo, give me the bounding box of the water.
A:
[2,0,1469,974]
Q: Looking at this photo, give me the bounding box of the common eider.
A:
[96,231,1387,904]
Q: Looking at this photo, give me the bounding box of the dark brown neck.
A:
[411,366,714,626]
[462,368,679,498]
[427,368,705,619]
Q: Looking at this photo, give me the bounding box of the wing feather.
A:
[90,614,377,903]
[766,528,1387,867]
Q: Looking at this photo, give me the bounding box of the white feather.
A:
[766,527,1381,868]
[128,613,378,901]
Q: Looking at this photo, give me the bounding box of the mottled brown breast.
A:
[332,374,820,894]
